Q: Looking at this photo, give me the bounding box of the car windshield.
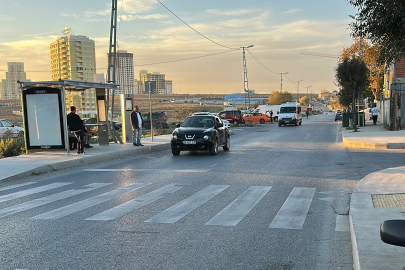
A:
[280,107,296,113]
[182,116,215,128]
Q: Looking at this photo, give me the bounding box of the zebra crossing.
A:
[0,182,349,230]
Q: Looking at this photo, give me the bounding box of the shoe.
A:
[138,143,144,146]
[77,151,84,154]
[86,144,93,148]
[133,143,139,146]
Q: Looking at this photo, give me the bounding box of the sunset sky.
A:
[0,0,357,94]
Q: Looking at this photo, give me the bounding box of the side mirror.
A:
[217,122,223,128]
[176,123,181,127]
[277,111,279,114]
[380,220,405,247]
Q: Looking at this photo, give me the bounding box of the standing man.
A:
[371,104,380,125]
[67,106,85,154]
[270,110,273,122]
[130,105,144,146]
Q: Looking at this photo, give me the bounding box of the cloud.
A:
[121,0,159,14]
[0,15,14,22]
[206,9,262,16]
[283,9,300,14]
[120,14,168,21]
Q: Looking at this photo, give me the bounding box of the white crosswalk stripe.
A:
[86,184,183,221]
[269,187,316,230]
[206,186,272,226]
[0,182,72,203]
[0,182,332,229]
[145,185,229,224]
[30,182,149,220]
[0,183,111,219]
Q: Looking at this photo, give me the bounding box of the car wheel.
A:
[18,131,24,138]
[171,148,180,155]
[209,138,218,155]
[295,121,298,126]
[299,121,302,125]
[223,135,230,150]
[234,120,239,126]
[278,122,282,127]
[260,119,265,124]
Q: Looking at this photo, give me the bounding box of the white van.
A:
[278,102,302,126]
[254,105,281,122]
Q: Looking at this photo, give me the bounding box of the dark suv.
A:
[218,110,244,126]
[142,112,169,130]
[171,115,230,155]
[85,117,121,130]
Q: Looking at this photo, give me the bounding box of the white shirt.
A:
[371,107,379,116]
[136,112,142,128]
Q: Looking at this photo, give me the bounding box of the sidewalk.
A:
[343,122,405,269]
[0,134,171,182]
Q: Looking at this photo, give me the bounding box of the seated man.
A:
[67,106,85,154]
[205,119,214,127]
[82,120,93,148]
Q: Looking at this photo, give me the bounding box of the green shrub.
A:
[0,136,25,158]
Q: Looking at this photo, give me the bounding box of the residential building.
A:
[380,59,405,129]
[0,62,30,99]
[50,29,97,117]
[165,80,173,95]
[107,50,135,95]
[139,70,172,95]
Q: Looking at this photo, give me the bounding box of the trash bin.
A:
[342,112,365,127]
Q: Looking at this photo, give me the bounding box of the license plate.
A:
[183,141,196,144]
[285,121,290,123]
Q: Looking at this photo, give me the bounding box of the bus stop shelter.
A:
[18,79,119,155]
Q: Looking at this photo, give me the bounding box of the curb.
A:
[2,143,171,182]
[343,137,405,149]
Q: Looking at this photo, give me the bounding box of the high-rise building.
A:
[107,50,135,95]
[165,80,173,95]
[0,62,30,99]
[50,29,97,117]
[139,70,172,95]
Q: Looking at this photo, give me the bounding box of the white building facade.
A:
[1,62,29,99]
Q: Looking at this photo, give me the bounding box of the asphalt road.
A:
[2,113,405,270]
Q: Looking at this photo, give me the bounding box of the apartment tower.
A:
[0,62,29,99]
[50,29,97,117]
[107,50,135,95]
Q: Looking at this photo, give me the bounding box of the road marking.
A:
[0,182,72,203]
[30,183,149,220]
[0,182,37,192]
[206,186,271,226]
[269,187,316,230]
[336,121,340,143]
[86,184,183,221]
[145,185,229,224]
[0,183,111,219]
[335,215,350,232]
[83,169,209,173]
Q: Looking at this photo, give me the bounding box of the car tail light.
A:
[164,115,166,121]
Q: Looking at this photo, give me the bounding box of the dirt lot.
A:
[0,95,225,127]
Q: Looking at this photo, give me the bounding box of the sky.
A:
[0,0,358,95]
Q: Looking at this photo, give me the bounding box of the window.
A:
[226,111,233,117]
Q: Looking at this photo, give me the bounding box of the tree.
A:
[340,38,384,100]
[300,96,309,105]
[268,91,292,105]
[335,57,370,131]
[348,0,405,64]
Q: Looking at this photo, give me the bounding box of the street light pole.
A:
[241,45,254,110]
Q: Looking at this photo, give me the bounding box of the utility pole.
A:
[297,79,303,102]
[280,72,289,93]
[241,45,254,110]
[106,0,122,144]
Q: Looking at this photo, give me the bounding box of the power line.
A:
[156,0,236,50]
[246,49,278,75]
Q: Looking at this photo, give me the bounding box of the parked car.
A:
[142,112,169,130]
[222,119,231,128]
[218,110,244,126]
[335,113,343,121]
[84,118,122,130]
[0,119,24,138]
[243,112,271,124]
[171,115,230,155]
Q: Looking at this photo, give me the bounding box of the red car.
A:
[218,110,244,126]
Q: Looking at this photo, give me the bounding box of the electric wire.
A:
[246,49,278,75]
[156,0,237,50]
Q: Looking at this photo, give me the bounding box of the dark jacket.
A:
[130,111,143,129]
[67,112,83,131]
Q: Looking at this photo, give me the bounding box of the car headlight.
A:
[203,135,209,140]
[172,134,178,140]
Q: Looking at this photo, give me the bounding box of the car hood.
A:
[175,127,214,134]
